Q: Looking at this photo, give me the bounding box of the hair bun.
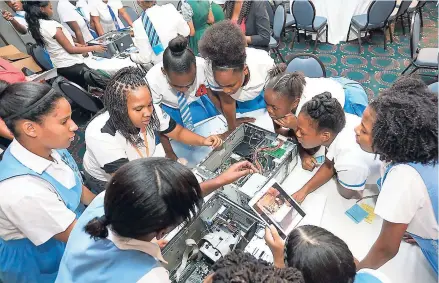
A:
[168,35,188,56]
[307,92,338,115]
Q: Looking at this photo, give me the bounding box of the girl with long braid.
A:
[224,0,270,50]
[82,67,223,194]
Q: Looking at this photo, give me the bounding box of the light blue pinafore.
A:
[378,162,438,275]
[56,194,159,282]
[0,148,83,283]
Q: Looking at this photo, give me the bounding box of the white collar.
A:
[107,229,168,264]
[9,139,62,174]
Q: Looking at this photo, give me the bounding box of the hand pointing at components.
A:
[203,135,223,149]
[217,161,259,186]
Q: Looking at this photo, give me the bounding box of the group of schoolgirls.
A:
[0,16,437,283]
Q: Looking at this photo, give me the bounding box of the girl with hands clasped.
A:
[82,67,222,194]
[265,225,391,283]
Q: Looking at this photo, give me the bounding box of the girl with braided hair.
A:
[224,0,271,50]
[82,67,223,194]
[292,92,381,203]
[355,81,438,275]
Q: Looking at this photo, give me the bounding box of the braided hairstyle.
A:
[199,20,246,71]
[23,1,50,47]
[265,65,307,104]
[102,67,159,146]
[212,250,305,283]
[284,225,357,283]
[301,92,346,134]
[224,0,253,24]
[369,87,438,164]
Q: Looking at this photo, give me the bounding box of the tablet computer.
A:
[248,179,306,238]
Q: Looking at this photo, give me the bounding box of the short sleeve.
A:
[40,20,60,38]
[86,133,129,174]
[88,1,99,17]
[0,177,76,246]
[154,105,177,134]
[58,3,76,23]
[111,0,123,11]
[335,164,369,191]
[375,165,425,224]
[181,2,194,22]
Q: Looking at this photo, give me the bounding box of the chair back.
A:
[366,0,396,28]
[29,44,53,71]
[395,0,412,18]
[120,6,139,26]
[58,81,103,113]
[265,0,275,27]
[292,0,316,30]
[273,4,286,40]
[428,82,438,93]
[409,11,421,59]
[286,53,326,78]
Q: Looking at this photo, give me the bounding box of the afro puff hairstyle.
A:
[198,20,247,70]
[370,85,438,164]
[211,250,305,283]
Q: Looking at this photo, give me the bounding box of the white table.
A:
[84,56,136,76]
[165,109,436,282]
[281,137,436,283]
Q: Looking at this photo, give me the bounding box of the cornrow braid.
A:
[265,66,307,102]
[102,67,160,146]
[224,0,253,24]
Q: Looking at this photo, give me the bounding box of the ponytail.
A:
[23,1,50,47]
[84,215,109,239]
[163,35,195,74]
[265,67,307,101]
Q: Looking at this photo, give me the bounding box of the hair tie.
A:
[98,215,110,226]
[3,89,56,122]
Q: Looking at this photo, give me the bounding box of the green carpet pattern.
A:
[69,2,438,168]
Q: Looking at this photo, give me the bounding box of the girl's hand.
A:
[203,135,223,148]
[274,114,297,131]
[92,45,107,53]
[217,161,259,185]
[264,225,286,268]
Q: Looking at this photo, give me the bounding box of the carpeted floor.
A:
[69,2,438,168]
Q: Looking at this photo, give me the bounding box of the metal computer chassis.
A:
[162,194,270,283]
[193,123,298,209]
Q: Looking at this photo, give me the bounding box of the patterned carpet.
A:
[69,2,438,168]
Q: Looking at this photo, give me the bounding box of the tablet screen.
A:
[249,181,306,238]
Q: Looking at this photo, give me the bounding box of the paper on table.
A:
[298,193,327,227]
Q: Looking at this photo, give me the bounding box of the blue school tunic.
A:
[354,270,386,283]
[0,148,83,283]
[378,162,438,275]
[330,77,368,117]
[161,95,219,127]
[56,194,159,282]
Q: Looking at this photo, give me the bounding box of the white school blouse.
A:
[88,0,124,34]
[57,0,94,42]
[82,106,176,182]
[206,47,274,102]
[147,57,208,108]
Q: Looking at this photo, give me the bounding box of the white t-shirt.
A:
[206,47,275,102]
[76,0,91,22]
[88,0,124,34]
[83,106,176,182]
[13,11,28,30]
[375,163,438,239]
[57,0,94,42]
[147,57,208,108]
[0,140,76,246]
[326,113,381,191]
[131,4,190,65]
[39,19,84,68]
[295,77,346,116]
